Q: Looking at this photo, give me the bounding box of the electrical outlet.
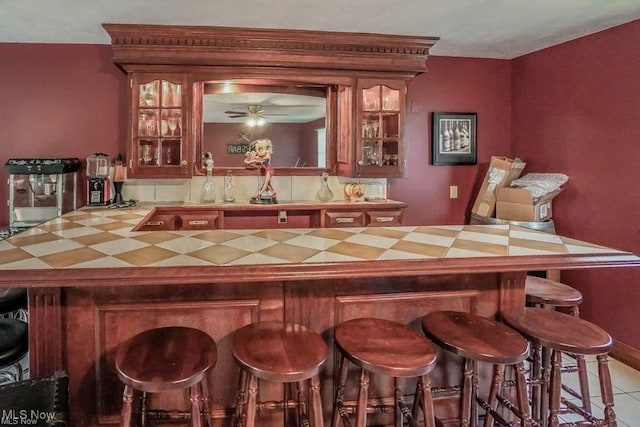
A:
[278,210,287,224]
[449,186,458,199]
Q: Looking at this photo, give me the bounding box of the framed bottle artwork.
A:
[431,112,477,165]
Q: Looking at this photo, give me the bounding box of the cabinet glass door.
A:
[358,81,404,177]
[131,75,188,178]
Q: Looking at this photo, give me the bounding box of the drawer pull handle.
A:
[375,216,395,223]
[188,220,209,226]
[146,220,164,226]
[336,217,355,223]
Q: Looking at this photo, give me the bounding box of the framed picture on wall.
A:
[431,112,477,165]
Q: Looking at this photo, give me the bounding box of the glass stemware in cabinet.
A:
[167,117,178,136]
[141,145,153,165]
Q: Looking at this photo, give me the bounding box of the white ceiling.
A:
[2,0,640,59]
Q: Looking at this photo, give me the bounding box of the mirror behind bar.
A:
[200,82,329,170]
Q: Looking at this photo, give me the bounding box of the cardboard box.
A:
[471,157,526,217]
[495,187,562,222]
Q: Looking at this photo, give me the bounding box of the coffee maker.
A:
[86,153,110,206]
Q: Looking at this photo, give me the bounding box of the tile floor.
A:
[559,355,640,426]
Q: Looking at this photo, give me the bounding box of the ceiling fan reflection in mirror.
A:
[224,105,287,126]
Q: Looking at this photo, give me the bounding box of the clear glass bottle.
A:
[316,172,334,202]
[201,154,215,203]
[224,170,235,202]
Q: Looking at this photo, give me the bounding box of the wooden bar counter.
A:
[0,205,638,426]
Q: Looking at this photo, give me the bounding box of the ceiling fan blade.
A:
[225,110,248,116]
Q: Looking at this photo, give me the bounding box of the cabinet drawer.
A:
[366,210,403,226]
[178,213,219,230]
[325,211,366,227]
[139,214,178,231]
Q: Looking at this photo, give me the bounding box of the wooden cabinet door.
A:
[355,79,406,178]
[129,73,191,178]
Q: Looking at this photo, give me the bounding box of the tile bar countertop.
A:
[0,205,638,288]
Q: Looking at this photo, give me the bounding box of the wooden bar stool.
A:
[331,317,439,427]
[525,275,591,419]
[502,307,615,427]
[232,321,327,427]
[115,326,217,427]
[421,311,531,427]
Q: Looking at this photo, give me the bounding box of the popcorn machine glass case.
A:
[5,158,81,230]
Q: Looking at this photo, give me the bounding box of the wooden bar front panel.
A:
[53,272,520,426]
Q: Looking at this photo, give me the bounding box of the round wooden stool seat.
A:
[232,321,327,427]
[502,307,616,426]
[335,317,437,377]
[115,326,217,427]
[116,326,217,393]
[421,311,531,427]
[421,311,529,364]
[232,321,327,383]
[525,275,583,307]
[332,318,439,427]
[501,307,612,356]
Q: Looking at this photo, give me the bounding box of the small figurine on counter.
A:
[244,138,277,204]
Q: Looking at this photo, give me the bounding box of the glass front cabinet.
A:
[356,79,406,177]
[128,73,190,178]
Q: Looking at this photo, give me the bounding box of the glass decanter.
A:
[316,172,334,202]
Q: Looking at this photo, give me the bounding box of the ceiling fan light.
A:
[246,117,257,127]
[256,117,266,126]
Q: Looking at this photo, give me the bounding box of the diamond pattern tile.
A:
[0,206,630,270]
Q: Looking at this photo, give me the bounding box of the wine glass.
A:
[167,117,178,136]
[372,120,379,138]
[141,145,153,165]
[165,146,172,165]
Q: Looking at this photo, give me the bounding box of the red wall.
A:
[0,44,127,226]
[511,19,640,347]
[392,56,512,225]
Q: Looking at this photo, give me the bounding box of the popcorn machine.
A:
[5,158,81,231]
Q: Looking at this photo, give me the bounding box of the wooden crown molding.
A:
[102,23,438,75]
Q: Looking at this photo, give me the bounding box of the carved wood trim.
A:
[28,287,63,377]
[102,24,438,74]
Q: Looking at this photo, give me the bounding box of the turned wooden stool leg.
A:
[576,354,592,413]
[234,369,248,427]
[120,385,134,427]
[356,369,370,427]
[460,358,473,427]
[332,355,349,427]
[597,354,617,427]
[529,344,542,423]
[548,350,562,427]
[296,380,307,426]
[200,379,212,427]
[394,377,403,427]
[309,375,324,427]
[140,392,148,427]
[483,364,505,427]
[190,385,203,427]
[514,361,533,427]
[540,347,552,427]
[245,375,259,427]
[419,374,437,427]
